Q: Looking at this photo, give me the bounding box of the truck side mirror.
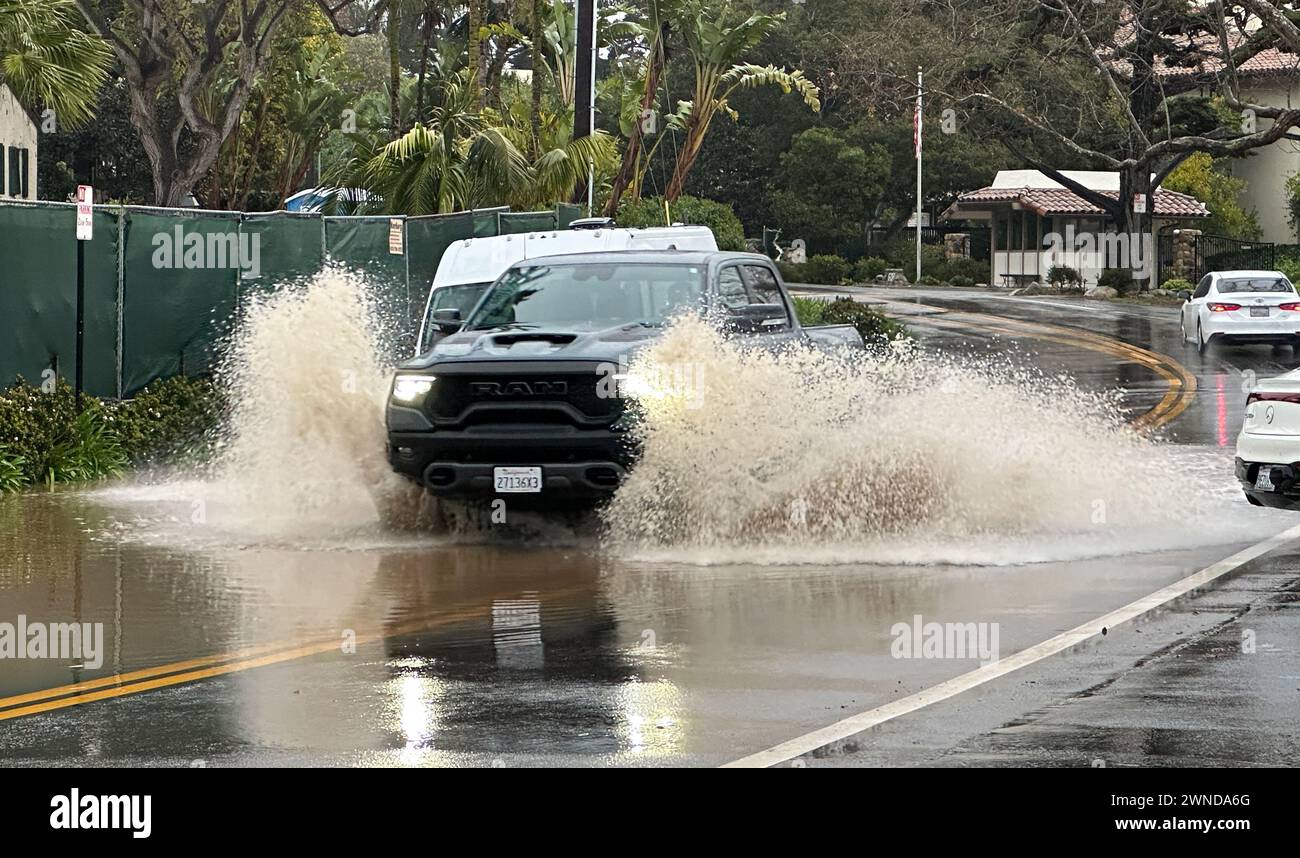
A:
[433,308,462,333]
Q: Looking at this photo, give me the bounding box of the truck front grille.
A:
[426,368,621,427]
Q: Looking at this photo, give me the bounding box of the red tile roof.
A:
[954,186,1209,218]
[1104,20,1300,82]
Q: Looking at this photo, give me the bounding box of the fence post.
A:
[116,207,126,400]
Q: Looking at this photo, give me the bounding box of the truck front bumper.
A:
[388,428,634,499]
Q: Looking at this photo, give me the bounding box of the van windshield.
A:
[465,263,706,331]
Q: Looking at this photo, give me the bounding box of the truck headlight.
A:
[613,372,655,399]
[392,374,436,403]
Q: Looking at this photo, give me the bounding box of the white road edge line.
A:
[723,522,1300,768]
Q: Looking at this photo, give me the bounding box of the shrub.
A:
[615,194,746,251]
[791,297,828,326]
[917,244,947,278]
[941,256,987,284]
[104,376,226,466]
[852,256,888,283]
[1097,268,1138,295]
[1160,277,1193,294]
[802,254,852,285]
[0,378,81,484]
[776,260,806,283]
[950,275,975,288]
[1277,256,1300,286]
[818,297,909,345]
[0,375,226,492]
[1048,265,1082,288]
[0,447,23,493]
[44,410,127,486]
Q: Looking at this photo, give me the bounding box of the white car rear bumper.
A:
[1204,316,1300,340]
[1237,429,1300,465]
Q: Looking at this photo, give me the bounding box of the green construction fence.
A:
[0,200,589,398]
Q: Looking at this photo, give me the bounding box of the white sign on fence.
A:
[76,185,93,241]
[388,218,404,255]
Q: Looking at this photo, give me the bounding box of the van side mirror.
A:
[433,308,462,333]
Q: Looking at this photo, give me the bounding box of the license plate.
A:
[1251,306,1269,317]
[1256,468,1276,491]
[494,467,542,493]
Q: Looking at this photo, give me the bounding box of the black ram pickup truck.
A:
[386,250,864,500]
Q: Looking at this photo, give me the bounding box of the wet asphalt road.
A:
[2,286,1299,767]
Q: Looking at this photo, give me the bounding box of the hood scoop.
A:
[480,331,579,355]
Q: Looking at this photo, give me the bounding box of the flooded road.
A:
[2,286,1299,767]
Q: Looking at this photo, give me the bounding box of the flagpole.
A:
[915,66,923,285]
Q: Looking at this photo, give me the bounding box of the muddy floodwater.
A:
[0,455,1289,767]
[2,279,1297,765]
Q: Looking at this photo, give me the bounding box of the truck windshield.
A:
[465,262,706,331]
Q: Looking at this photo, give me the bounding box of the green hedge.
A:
[792,297,908,346]
[615,195,747,251]
[0,376,225,493]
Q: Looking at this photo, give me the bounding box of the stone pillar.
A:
[1172,229,1201,280]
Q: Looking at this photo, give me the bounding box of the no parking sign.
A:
[76,185,93,240]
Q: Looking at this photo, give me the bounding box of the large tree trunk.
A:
[665,108,710,203]
[415,3,438,125]
[530,0,542,155]
[604,28,665,217]
[1115,164,1155,291]
[73,0,290,207]
[468,0,485,110]
[389,1,402,139]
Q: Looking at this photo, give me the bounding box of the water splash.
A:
[173,268,419,544]
[601,315,1286,565]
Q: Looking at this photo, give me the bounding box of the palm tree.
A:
[0,0,110,129]
[336,75,526,214]
[330,71,615,215]
[498,99,617,209]
[663,2,819,201]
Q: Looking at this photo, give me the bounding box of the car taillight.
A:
[1248,391,1300,405]
[1208,303,1241,312]
[1280,302,1300,311]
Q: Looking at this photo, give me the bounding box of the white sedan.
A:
[1237,368,1300,509]
[1178,270,1300,353]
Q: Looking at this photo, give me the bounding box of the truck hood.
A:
[399,323,662,370]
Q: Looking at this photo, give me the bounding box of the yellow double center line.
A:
[0,603,495,722]
[0,299,1196,722]
[872,298,1197,432]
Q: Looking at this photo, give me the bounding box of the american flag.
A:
[914,76,923,159]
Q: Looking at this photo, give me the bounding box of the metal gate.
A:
[1158,230,1275,284]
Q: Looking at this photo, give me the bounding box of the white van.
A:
[415,225,718,353]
